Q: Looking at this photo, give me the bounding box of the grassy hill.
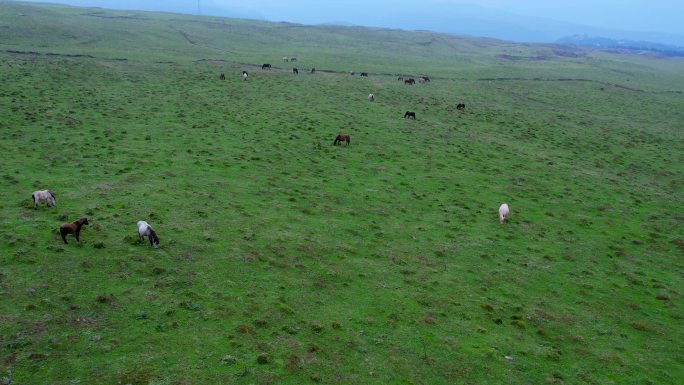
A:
[0,1,682,384]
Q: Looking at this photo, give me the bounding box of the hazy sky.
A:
[18,0,684,39]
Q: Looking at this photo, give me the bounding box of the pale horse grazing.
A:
[32,190,56,209]
[368,93,374,102]
[137,221,160,248]
[499,203,510,224]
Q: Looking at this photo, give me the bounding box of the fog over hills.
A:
[15,0,684,47]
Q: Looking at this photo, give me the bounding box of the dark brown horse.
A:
[311,68,316,73]
[219,73,225,80]
[293,67,299,74]
[261,63,272,70]
[60,217,89,244]
[456,103,466,110]
[360,72,369,77]
[333,134,350,146]
[404,78,415,85]
[404,111,416,119]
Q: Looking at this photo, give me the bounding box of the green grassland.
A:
[0,1,683,384]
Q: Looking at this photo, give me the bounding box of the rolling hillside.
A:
[0,2,683,384]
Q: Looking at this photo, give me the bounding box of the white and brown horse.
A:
[32,190,56,209]
[137,220,160,248]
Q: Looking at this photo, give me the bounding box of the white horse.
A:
[499,203,510,224]
[32,190,56,209]
[137,221,160,248]
[368,93,374,102]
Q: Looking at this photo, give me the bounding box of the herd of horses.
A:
[32,189,161,247]
[33,186,508,246]
[28,58,499,251]
[220,60,466,154]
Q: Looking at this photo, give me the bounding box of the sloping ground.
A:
[0,2,682,384]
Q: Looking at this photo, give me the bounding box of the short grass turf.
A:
[0,2,683,384]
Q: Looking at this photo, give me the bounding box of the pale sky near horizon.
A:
[17,0,684,37]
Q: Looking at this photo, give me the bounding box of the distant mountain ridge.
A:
[558,35,684,57]
[13,0,684,47]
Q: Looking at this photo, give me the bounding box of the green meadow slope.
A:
[0,2,683,384]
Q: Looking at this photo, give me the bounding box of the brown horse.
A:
[404,78,415,85]
[333,134,350,146]
[60,217,89,244]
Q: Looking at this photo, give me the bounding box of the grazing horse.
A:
[311,68,316,73]
[420,76,430,83]
[60,217,88,244]
[456,103,466,110]
[360,72,369,77]
[404,78,415,85]
[282,56,289,62]
[32,190,56,210]
[261,63,271,70]
[219,73,225,80]
[368,93,374,102]
[137,220,160,248]
[290,57,297,62]
[333,134,350,146]
[243,71,248,81]
[499,203,510,224]
[404,111,416,119]
[293,67,299,74]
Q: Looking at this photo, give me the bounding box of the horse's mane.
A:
[49,191,56,201]
[149,228,159,244]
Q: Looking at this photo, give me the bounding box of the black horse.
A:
[311,68,316,73]
[404,111,416,119]
[219,73,225,80]
[360,72,369,77]
[262,63,272,70]
[333,134,350,146]
[293,67,299,74]
[456,103,466,110]
[404,78,415,85]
